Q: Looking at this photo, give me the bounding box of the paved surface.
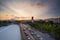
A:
[0,24,21,40]
[20,24,55,40]
[0,24,55,40]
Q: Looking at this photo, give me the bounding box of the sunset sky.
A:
[0,0,60,20]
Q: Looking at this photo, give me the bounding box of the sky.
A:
[0,0,60,20]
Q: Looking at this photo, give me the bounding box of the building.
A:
[32,16,34,22]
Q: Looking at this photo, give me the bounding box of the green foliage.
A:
[29,21,60,40]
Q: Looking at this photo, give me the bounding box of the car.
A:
[31,32,34,35]
[27,37,31,40]
[36,35,41,38]
[39,37,43,40]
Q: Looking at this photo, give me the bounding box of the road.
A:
[0,24,21,40]
[0,24,55,40]
[20,24,55,40]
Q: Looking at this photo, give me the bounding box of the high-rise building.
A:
[32,16,34,22]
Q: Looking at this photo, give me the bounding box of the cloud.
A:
[0,0,60,19]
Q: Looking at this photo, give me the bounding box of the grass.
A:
[28,21,60,40]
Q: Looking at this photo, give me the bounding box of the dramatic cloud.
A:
[0,0,60,20]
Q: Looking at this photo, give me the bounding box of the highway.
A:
[20,24,55,40]
[0,24,21,40]
[0,23,55,40]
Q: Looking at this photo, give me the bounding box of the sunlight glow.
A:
[0,2,49,20]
